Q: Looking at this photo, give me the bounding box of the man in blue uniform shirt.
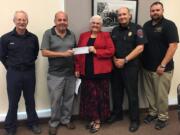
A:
[108,7,147,132]
[0,10,41,135]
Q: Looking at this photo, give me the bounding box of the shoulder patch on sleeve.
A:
[137,29,144,38]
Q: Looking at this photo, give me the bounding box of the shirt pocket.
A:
[26,43,35,49]
[8,42,19,50]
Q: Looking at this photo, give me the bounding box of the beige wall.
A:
[161,0,180,101]
[0,0,64,121]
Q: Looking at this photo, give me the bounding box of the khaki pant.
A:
[47,74,76,128]
[142,68,173,121]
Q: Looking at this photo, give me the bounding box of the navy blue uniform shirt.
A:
[111,22,147,67]
[0,28,39,69]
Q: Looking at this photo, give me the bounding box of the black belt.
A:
[9,66,34,71]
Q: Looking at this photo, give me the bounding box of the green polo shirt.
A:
[41,26,76,76]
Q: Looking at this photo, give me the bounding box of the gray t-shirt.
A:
[41,27,76,76]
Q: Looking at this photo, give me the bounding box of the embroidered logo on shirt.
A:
[154,26,162,32]
[137,29,144,38]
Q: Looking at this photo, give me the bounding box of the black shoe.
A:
[49,126,57,135]
[29,125,41,134]
[144,115,158,124]
[6,131,16,135]
[107,114,123,123]
[89,122,100,133]
[85,121,94,129]
[155,119,168,130]
[129,121,139,132]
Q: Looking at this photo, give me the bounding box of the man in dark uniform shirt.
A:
[108,7,147,132]
[0,11,41,135]
[142,2,179,130]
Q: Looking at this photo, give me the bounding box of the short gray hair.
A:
[54,11,68,21]
[89,15,103,25]
[13,10,28,21]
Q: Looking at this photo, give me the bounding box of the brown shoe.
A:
[49,127,57,135]
[62,122,76,129]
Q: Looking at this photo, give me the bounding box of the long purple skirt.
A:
[80,79,110,121]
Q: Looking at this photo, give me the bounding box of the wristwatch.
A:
[124,57,128,64]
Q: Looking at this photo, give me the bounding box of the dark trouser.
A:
[111,67,139,122]
[5,67,39,133]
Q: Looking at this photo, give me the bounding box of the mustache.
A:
[152,13,160,17]
[92,26,99,28]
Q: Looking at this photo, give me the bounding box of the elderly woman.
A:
[75,15,115,133]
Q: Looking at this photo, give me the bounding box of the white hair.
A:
[89,15,103,25]
[13,10,28,21]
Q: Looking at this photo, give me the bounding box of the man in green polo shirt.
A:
[41,11,76,135]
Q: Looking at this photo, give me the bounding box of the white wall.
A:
[160,0,180,103]
[0,0,64,121]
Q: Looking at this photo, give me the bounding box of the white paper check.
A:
[73,47,89,55]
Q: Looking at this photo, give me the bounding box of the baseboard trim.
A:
[168,98,177,105]
[0,98,178,122]
[0,109,51,122]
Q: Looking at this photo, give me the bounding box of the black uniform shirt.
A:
[111,22,147,67]
[142,17,179,71]
[0,28,39,69]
